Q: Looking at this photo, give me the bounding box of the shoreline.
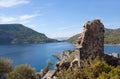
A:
[104,44,120,46]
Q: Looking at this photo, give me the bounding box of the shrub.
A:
[0,57,12,73]
[5,64,35,79]
[91,61,113,78]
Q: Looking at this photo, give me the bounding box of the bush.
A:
[91,61,113,78]
[57,68,86,79]
[0,57,12,74]
[108,66,120,79]
[5,64,35,79]
[57,58,115,79]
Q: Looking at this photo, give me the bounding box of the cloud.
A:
[0,13,40,24]
[19,14,39,20]
[0,16,16,23]
[0,0,29,8]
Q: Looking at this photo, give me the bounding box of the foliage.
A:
[0,57,12,79]
[0,57,12,74]
[96,72,109,79]
[57,68,86,79]
[57,57,120,79]
[108,66,120,79]
[5,64,35,79]
[91,61,113,78]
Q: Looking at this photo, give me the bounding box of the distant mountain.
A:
[105,28,120,44]
[65,34,81,42]
[66,28,120,44]
[55,37,69,41]
[0,24,57,44]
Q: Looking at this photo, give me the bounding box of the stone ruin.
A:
[40,19,120,79]
[71,19,105,67]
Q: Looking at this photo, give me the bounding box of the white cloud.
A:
[0,0,29,8]
[0,16,16,23]
[19,14,39,20]
[0,13,40,24]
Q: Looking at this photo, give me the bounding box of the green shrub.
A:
[5,64,35,79]
[0,57,12,74]
[91,61,113,78]
[0,57,12,79]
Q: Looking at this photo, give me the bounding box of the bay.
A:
[0,42,74,72]
[0,42,120,72]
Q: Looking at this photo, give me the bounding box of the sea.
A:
[0,42,120,72]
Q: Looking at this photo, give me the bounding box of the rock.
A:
[80,19,104,58]
[72,19,105,67]
[71,19,120,67]
[53,50,71,61]
[108,53,119,58]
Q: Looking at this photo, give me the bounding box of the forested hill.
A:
[66,28,120,44]
[105,28,120,44]
[0,24,57,44]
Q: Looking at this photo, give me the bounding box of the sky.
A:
[0,0,120,38]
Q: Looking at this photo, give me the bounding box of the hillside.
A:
[105,28,120,44]
[0,24,57,44]
[66,28,120,44]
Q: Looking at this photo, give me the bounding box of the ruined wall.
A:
[74,19,105,61]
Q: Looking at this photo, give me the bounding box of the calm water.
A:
[104,45,120,54]
[0,42,120,72]
[0,42,74,72]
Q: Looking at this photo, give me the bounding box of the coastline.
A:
[104,44,120,46]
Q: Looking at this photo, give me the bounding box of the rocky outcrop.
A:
[53,50,71,61]
[108,53,119,58]
[71,19,105,67]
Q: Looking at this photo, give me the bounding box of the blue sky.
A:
[0,0,120,38]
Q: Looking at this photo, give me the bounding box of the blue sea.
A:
[0,42,120,72]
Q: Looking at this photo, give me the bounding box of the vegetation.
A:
[0,57,12,74]
[57,57,120,79]
[5,64,35,79]
[0,57,37,79]
[104,28,120,44]
[0,24,58,44]
[1,56,120,79]
[0,57,12,79]
[66,28,120,44]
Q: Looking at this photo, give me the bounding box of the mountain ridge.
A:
[66,28,120,44]
[0,24,58,44]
